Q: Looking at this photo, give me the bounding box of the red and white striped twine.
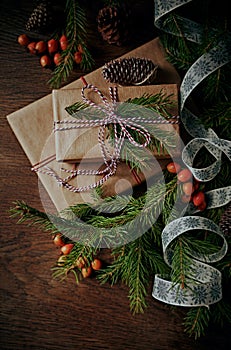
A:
[32,78,180,193]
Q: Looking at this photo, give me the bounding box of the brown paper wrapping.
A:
[7,38,181,212]
[53,84,179,162]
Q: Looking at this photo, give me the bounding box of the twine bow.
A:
[38,77,178,193]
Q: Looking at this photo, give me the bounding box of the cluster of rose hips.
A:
[17,33,83,68]
[166,162,207,210]
[53,233,102,278]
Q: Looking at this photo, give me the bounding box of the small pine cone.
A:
[102,57,158,86]
[97,5,130,46]
[219,203,231,236]
[25,1,53,33]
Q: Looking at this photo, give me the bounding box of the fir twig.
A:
[49,0,94,88]
[9,200,59,234]
[170,237,192,289]
[184,306,211,339]
[97,232,168,313]
[52,243,97,282]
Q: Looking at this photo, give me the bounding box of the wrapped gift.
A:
[7,38,181,211]
[53,84,180,163]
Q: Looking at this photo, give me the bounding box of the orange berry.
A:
[177,168,192,183]
[192,191,205,207]
[81,266,92,278]
[59,35,68,50]
[27,42,37,54]
[91,258,102,270]
[75,257,86,269]
[74,51,82,64]
[197,201,207,211]
[35,40,47,54]
[57,255,67,266]
[40,54,52,67]
[48,38,59,54]
[166,162,181,174]
[60,243,74,255]
[182,182,194,196]
[18,34,30,46]
[53,52,61,65]
[53,233,65,247]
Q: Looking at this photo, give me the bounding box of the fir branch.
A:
[125,92,174,118]
[9,200,59,234]
[65,100,89,115]
[184,306,211,339]
[85,178,178,232]
[200,101,231,140]
[49,0,94,88]
[98,232,168,313]
[10,200,102,246]
[160,14,198,71]
[120,143,153,172]
[52,242,97,282]
[10,175,178,250]
[170,237,193,289]
[126,238,148,313]
[210,299,231,327]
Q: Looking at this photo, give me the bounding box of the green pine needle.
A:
[184,307,211,339]
[49,0,94,88]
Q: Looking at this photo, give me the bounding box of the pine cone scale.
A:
[102,58,158,85]
[97,5,130,46]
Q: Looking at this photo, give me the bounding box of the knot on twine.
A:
[33,77,179,193]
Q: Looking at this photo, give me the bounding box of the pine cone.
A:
[97,5,130,46]
[25,1,53,33]
[102,57,158,85]
[219,203,231,236]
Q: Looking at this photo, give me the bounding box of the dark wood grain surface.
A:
[0,1,230,349]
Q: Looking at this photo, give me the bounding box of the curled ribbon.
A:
[32,78,179,192]
[154,216,228,307]
[152,0,231,307]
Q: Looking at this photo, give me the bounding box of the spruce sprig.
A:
[9,200,59,234]
[184,307,211,339]
[52,242,97,282]
[49,0,94,88]
[97,231,168,314]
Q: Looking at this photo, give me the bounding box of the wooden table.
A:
[1,1,230,349]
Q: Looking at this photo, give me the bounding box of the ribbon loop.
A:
[152,0,231,308]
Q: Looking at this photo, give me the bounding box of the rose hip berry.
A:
[74,51,82,64]
[27,42,37,54]
[18,34,30,46]
[60,243,74,255]
[91,258,102,270]
[182,182,194,196]
[40,54,52,67]
[75,257,86,269]
[53,233,65,247]
[48,38,59,54]
[197,200,207,211]
[59,35,68,50]
[53,52,61,66]
[177,168,192,183]
[81,266,92,278]
[192,191,205,207]
[167,162,181,174]
[35,41,47,54]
